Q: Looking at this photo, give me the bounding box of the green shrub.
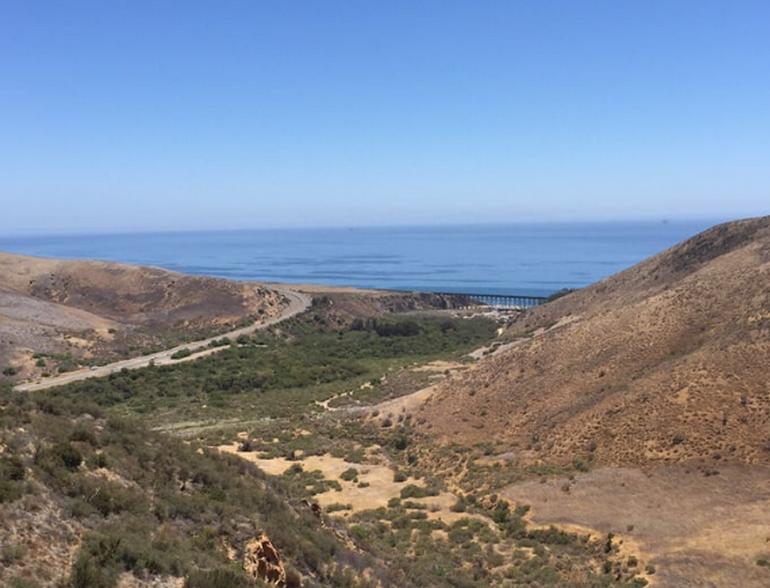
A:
[54,442,83,470]
[373,320,421,337]
[392,435,409,451]
[57,357,79,373]
[93,453,109,469]
[72,478,147,517]
[170,348,193,360]
[184,568,253,588]
[0,455,26,504]
[0,480,25,503]
[1,456,25,481]
[400,484,438,499]
[402,500,427,510]
[70,551,116,588]
[238,439,255,452]
[448,526,473,545]
[70,426,98,445]
[1,542,27,565]
[349,525,369,541]
[8,577,43,588]
[572,457,589,472]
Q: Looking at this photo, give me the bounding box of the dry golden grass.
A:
[0,252,284,376]
[418,216,770,467]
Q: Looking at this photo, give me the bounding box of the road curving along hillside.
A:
[14,286,311,392]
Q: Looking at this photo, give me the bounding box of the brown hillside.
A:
[417,216,770,467]
[0,253,284,377]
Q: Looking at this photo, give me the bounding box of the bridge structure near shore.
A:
[434,291,549,309]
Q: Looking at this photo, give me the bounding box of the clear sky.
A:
[1,1,769,234]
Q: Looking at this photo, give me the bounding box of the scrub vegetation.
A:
[1,312,647,586]
[45,315,495,425]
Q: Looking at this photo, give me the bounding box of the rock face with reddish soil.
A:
[418,216,770,467]
[243,533,287,586]
[0,252,284,377]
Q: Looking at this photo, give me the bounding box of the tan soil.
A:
[417,216,770,467]
[219,445,483,524]
[411,360,468,373]
[359,384,440,421]
[502,464,770,588]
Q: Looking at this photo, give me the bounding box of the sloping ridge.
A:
[0,252,275,324]
[418,216,770,466]
[0,252,284,376]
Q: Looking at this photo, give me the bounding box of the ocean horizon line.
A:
[1,215,732,240]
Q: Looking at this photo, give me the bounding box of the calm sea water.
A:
[0,222,715,296]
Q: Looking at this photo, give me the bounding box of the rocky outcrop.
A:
[243,533,286,586]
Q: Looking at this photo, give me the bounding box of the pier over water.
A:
[435,292,548,309]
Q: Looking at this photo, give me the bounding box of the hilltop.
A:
[0,253,286,379]
[417,216,770,466]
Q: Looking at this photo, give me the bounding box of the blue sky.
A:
[1,1,769,234]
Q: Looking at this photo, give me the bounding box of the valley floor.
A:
[3,292,769,587]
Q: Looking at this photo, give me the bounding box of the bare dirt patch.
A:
[219,444,481,525]
[359,384,440,422]
[219,445,416,512]
[411,360,468,373]
[502,464,770,588]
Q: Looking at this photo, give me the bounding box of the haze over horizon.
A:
[0,216,730,239]
[2,1,769,234]
[3,5,770,585]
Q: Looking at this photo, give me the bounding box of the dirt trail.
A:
[15,286,311,392]
[336,359,475,418]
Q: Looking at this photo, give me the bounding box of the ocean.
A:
[0,221,716,296]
